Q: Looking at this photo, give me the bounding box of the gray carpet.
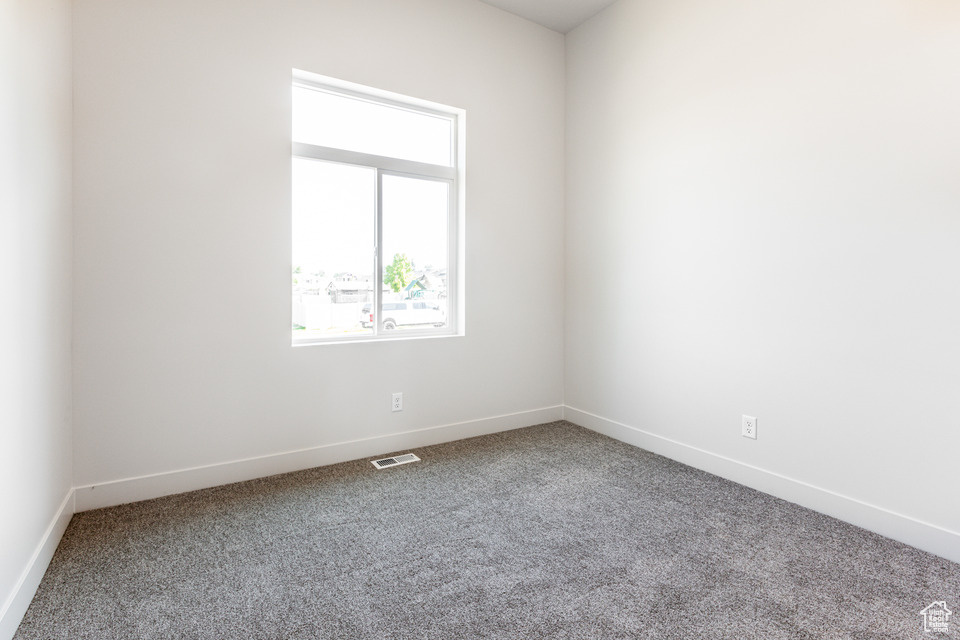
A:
[15,421,960,639]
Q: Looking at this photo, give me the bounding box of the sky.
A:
[292,158,449,278]
[292,85,452,167]
[291,84,454,281]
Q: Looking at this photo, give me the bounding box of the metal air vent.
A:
[371,453,420,470]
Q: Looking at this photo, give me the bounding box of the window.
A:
[291,71,464,345]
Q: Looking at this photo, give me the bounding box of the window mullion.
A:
[292,142,455,181]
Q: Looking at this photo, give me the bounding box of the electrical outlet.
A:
[392,392,403,412]
[742,415,757,440]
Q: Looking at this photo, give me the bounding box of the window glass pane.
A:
[293,85,453,167]
[292,158,375,341]
[380,175,450,332]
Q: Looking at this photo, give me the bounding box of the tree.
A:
[385,253,412,293]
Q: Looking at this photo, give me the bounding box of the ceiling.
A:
[479,0,618,33]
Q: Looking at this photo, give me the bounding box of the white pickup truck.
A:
[360,300,445,330]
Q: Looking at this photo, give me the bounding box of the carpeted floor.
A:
[15,421,960,639]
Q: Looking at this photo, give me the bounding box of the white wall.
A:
[566,0,960,553]
[0,0,74,634]
[72,0,565,493]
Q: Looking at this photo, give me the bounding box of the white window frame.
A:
[292,70,465,346]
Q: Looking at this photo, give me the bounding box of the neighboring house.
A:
[323,270,447,302]
[326,276,376,303]
[404,270,447,299]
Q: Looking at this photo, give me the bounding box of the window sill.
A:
[292,330,463,347]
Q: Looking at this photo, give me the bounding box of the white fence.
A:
[293,294,366,330]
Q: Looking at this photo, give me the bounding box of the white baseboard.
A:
[563,406,960,565]
[75,405,564,512]
[0,489,74,640]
